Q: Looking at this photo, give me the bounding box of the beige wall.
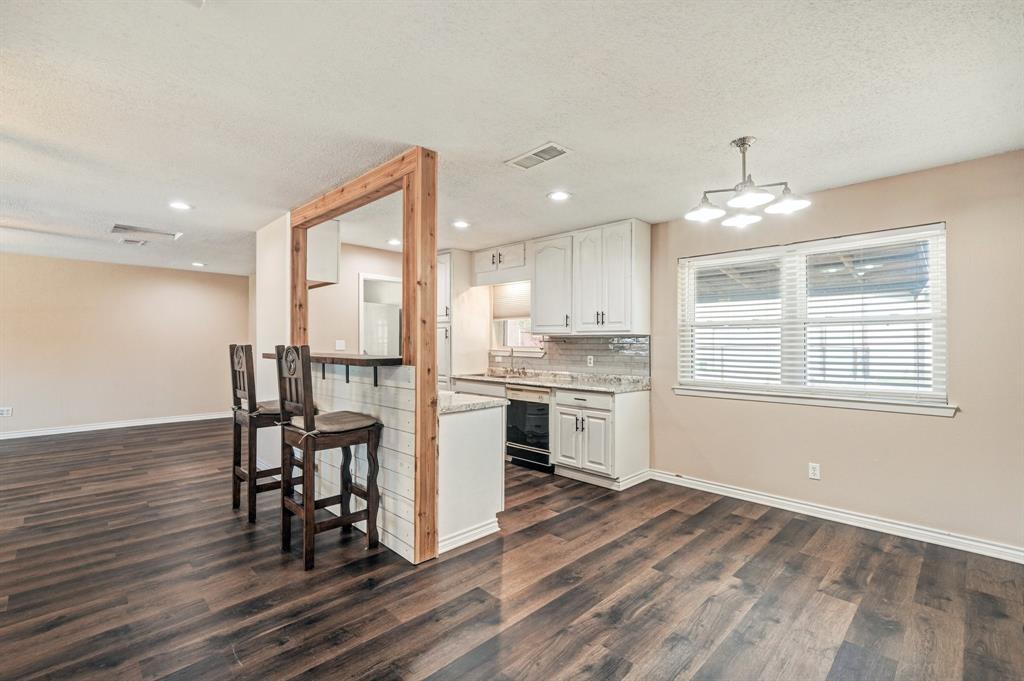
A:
[0,253,250,433]
[307,243,403,353]
[650,150,1024,549]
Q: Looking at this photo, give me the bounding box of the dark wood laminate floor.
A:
[1,419,1022,681]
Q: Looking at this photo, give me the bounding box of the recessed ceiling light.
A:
[169,201,193,211]
[387,238,401,246]
[452,220,470,229]
[547,190,571,202]
[191,262,205,267]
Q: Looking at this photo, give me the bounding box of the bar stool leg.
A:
[246,419,259,523]
[340,446,353,535]
[302,440,316,570]
[365,425,382,549]
[231,420,242,510]
[281,440,292,553]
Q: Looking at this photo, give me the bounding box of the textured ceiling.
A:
[1,0,1021,275]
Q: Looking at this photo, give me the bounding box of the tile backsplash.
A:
[490,336,650,377]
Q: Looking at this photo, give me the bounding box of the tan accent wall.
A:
[650,150,1024,548]
[307,243,403,353]
[0,253,250,433]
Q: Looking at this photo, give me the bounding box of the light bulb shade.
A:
[764,187,811,214]
[721,213,762,228]
[684,195,726,222]
[726,184,775,209]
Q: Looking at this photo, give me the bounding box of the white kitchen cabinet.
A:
[553,407,582,468]
[437,324,451,379]
[549,388,650,490]
[437,252,452,322]
[580,409,612,476]
[472,241,533,285]
[531,235,573,333]
[571,219,646,334]
[306,220,339,286]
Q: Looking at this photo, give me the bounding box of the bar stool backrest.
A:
[229,344,259,413]
[274,345,317,432]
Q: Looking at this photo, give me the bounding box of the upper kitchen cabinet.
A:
[570,219,650,335]
[437,251,452,322]
[531,235,573,333]
[306,220,339,287]
[472,241,532,285]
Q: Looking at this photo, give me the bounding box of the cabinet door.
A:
[552,407,582,468]
[580,409,613,476]
[601,221,632,331]
[572,228,604,332]
[497,242,526,269]
[437,324,451,378]
[436,252,452,322]
[531,236,573,333]
[474,249,497,274]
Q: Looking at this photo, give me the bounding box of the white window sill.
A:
[491,347,546,358]
[672,386,958,417]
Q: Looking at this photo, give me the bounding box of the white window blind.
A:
[491,281,531,319]
[678,224,947,408]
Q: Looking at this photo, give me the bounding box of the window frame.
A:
[674,223,956,417]
[490,318,546,357]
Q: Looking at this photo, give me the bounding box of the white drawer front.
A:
[452,379,506,398]
[554,389,613,411]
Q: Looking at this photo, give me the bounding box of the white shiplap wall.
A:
[309,363,417,563]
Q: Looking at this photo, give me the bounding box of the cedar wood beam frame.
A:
[289,147,438,563]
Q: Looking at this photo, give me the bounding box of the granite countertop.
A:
[438,390,510,415]
[452,370,651,394]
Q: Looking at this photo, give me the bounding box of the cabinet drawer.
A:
[452,379,506,398]
[554,389,613,411]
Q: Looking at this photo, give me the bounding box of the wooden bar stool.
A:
[229,344,284,522]
[274,345,383,570]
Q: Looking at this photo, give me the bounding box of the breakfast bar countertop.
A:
[439,390,509,415]
[261,351,403,366]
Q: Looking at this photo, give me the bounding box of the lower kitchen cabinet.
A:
[549,388,649,489]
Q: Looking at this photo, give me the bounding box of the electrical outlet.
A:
[0,407,11,417]
[335,339,347,351]
[587,355,594,367]
[808,462,821,480]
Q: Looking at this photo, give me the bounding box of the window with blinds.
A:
[677,224,947,408]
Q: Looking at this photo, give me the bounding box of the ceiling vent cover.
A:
[118,238,148,246]
[112,224,183,242]
[505,142,571,170]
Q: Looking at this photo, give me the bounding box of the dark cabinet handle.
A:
[445,305,450,317]
[581,416,586,432]
[564,314,569,327]
[595,311,600,324]
[491,253,496,265]
[498,252,503,264]
[575,415,580,431]
[600,311,605,325]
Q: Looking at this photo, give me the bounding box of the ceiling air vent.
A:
[505,142,571,170]
[118,238,148,246]
[111,224,183,242]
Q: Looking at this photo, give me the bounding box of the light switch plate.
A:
[335,340,347,351]
[0,407,12,417]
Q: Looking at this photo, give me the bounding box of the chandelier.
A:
[684,136,810,227]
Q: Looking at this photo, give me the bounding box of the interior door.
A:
[601,221,632,331]
[436,252,452,322]
[437,324,451,379]
[532,236,573,333]
[553,407,581,468]
[580,409,612,476]
[572,228,603,332]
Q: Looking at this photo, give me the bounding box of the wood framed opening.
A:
[289,146,438,563]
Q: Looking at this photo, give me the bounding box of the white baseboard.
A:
[0,411,233,440]
[649,469,1024,565]
[554,466,653,491]
[439,518,500,554]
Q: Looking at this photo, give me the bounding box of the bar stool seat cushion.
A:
[291,410,379,434]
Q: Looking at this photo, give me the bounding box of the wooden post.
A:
[287,146,439,563]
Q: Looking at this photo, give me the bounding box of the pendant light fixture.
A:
[684,136,810,226]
